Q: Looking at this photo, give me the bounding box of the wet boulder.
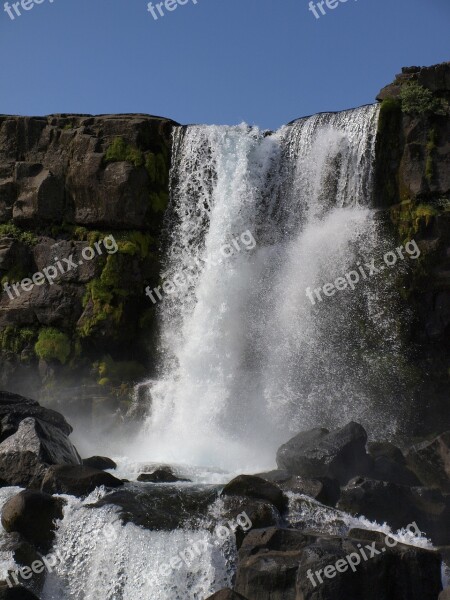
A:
[0,391,72,441]
[220,495,281,548]
[205,591,248,600]
[368,455,421,486]
[0,583,40,599]
[88,485,218,531]
[257,469,340,507]
[234,526,442,600]
[1,490,64,553]
[82,456,117,470]
[0,417,81,488]
[41,465,123,497]
[276,422,372,485]
[367,441,406,464]
[221,475,287,513]
[0,532,46,594]
[137,467,190,483]
[406,432,450,492]
[338,477,450,545]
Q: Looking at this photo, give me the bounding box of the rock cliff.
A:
[0,64,448,433]
[374,62,450,433]
[0,113,177,415]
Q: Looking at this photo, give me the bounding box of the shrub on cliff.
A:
[105,137,144,167]
[34,328,71,365]
[400,81,443,115]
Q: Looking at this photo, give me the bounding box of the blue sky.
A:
[0,0,448,130]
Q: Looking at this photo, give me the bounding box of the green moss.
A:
[105,137,144,168]
[119,231,157,265]
[1,264,29,284]
[391,200,439,243]
[149,191,169,214]
[94,355,146,385]
[35,328,71,364]
[425,128,438,185]
[78,251,133,338]
[145,151,169,185]
[0,223,37,246]
[0,326,36,355]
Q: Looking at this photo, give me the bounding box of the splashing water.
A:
[134,104,413,471]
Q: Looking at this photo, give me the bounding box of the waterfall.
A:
[137,103,412,472]
[38,490,235,600]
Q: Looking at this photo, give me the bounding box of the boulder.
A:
[0,532,46,594]
[88,485,217,531]
[235,526,442,600]
[367,441,406,464]
[256,470,340,507]
[406,432,450,492]
[0,391,72,440]
[276,422,372,485]
[82,456,117,470]
[0,584,40,599]
[205,591,248,600]
[368,456,421,486]
[220,496,281,548]
[41,465,123,497]
[1,490,64,553]
[338,477,450,545]
[0,417,81,487]
[221,475,287,513]
[137,467,190,483]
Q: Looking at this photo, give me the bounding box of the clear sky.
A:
[0,0,449,130]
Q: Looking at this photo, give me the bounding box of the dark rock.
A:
[283,476,340,507]
[276,422,372,485]
[41,465,123,497]
[295,534,442,600]
[88,485,218,531]
[256,469,340,507]
[220,496,281,548]
[82,456,117,470]
[205,590,248,600]
[0,391,72,440]
[0,533,41,570]
[221,475,287,513]
[0,114,176,401]
[235,526,442,600]
[375,63,450,435]
[137,467,190,483]
[238,526,317,560]
[0,417,81,487]
[0,583,40,599]
[369,456,421,486]
[338,477,450,545]
[367,441,406,465]
[406,432,450,492]
[1,490,64,553]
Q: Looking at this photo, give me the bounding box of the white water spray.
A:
[137,104,410,471]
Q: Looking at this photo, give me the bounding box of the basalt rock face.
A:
[0,391,81,487]
[0,113,177,414]
[234,526,442,600]
[374,62,450,434]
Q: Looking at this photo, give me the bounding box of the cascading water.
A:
[137,104,411,471]
[0,106,422,600]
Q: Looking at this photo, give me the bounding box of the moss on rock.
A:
[35,328,71,365]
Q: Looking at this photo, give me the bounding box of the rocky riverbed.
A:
[0,391,448,599]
